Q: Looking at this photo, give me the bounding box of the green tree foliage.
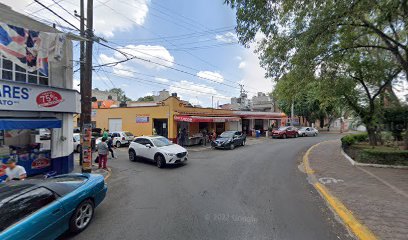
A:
[137,95,155,102]
[225,0,407,146]
[109,88,132,102]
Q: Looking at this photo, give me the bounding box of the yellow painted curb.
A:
[303,141,378,240]
[104,167,112,181]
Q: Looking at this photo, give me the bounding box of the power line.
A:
[98,69,232,99]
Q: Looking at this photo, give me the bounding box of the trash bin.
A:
[255,130,261,138]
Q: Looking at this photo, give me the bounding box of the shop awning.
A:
[174,115,240,123]
[0,118,62,130]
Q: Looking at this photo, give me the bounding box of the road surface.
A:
[68,134,353,240]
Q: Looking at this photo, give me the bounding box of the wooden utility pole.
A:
[81,0,93,173]
[79,0,85,166]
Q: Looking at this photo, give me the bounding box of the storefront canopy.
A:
[0,118,62,130]
[174,115,240,123]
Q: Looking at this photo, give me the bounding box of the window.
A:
[0,54,49,85]
[134,138,152,146]
[0,187,56,232]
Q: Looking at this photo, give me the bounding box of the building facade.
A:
[0,4,80,178]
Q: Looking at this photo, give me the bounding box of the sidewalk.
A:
[307,140,408,240]
[73,155,110,180]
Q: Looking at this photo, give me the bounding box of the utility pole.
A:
[81,0,93,173]
[78,0,85,166]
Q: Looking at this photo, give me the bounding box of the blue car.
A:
[0,173,107,240]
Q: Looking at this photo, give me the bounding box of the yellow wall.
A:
[92,97,240,140]
[94,105,171,138]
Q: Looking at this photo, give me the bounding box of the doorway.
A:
[153,119,168,138]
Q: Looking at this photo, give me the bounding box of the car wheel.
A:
[155,154,166,168]
[282,134,287,139]
[295,133,299,138]
[69,199,94,234]
[129,149,137,162]
[229,143,235,150]
[314,133,317,136]
[76,145,81,153]
[302,133,305,137]
[116,141,121,148]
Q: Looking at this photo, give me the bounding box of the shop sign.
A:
[0,79,80,113]
[136,116,149,123]
[174,116,193,122]
[31,157,51,169]
[81,124,92,171]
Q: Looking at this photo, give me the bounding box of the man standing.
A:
[107,137,117,159]
[5,158,26,181]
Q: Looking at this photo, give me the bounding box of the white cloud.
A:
[235,56,242,61]
[155,77,169,83]
[189,98,202,106]
[114,45,175,70]
[197,70,224,83]
[1,0,149,38]
[170,80,218,96]
[215,32,238,43]
[99,54,135,77]
[238,61,246,69]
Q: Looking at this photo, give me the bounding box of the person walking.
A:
[180,128,187,147]
[97,137,109,170]
[107,137,116,159]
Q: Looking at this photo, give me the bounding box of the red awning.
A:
[174,115,240,123]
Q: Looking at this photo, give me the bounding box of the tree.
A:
[137,95,154,102]
[225,0,407,147]
[109,88,132,102]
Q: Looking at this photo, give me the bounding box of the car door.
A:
[133,138,148,158]
[143,139,156,160]
[233,132,242,145]
[286,127,293,137]
[0,187,65,240]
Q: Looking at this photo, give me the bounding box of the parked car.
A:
[73,133,81,152]
[0,174,107,240]
[110,131,135,148]
[298,127,319,137]
[128,136,188,168]
[272,126,299,138]
[211,131,246,150]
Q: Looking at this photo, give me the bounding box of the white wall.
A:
[51,113,73,158]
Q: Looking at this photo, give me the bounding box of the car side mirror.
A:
[146,144,152,148]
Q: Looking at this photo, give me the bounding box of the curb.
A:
[303,141,378,240]
[341,148,408,169]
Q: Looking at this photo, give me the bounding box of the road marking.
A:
[303,141,378,240]
[318,177,344,184]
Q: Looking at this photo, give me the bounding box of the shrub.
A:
[341,133,368,146]
[358,149,408,166]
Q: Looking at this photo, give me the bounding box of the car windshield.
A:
[278,127,288,131]
[151,137,172,147]
[124,132,133,136]
[220,132,234,138]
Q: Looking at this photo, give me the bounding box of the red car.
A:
[272,126,299,138]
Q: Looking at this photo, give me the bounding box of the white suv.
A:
[110,131,135,147]
[128,136,188,168]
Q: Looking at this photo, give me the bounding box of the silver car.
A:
[298,127,318,137]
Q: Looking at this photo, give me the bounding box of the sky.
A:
[0,0,272,107]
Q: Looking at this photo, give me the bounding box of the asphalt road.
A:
[68,134,354,240]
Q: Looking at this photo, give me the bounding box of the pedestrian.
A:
[5,158,26,181]
[97,137,109,170]
[180,128,187,147]
[211,130,217,141]
[201,128,208,146]
[102,129,109,139]
[107,137,117,159]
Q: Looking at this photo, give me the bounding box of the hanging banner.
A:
[81,124,92,171]
[0,22,65,76]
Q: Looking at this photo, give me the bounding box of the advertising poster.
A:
[81,124,92,171]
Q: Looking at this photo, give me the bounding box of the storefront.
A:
[0,80,80,180]
[174,115,240,145]
[234,111,287,136]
